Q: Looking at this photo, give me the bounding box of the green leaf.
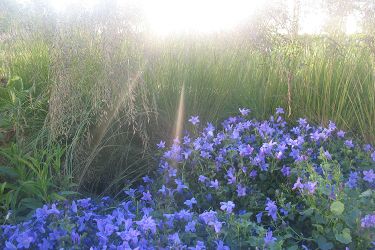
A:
[0,87,11,107]
[330,201,344,216]
[58,191,80,196]
[19,198,43,209]
[343,208,361,227]
[316,235,334,250]
[51,192,66,201]
[0,166,19,178]
[335,228,352,244]
[314,212,327,224]
[286,246,298,250]
[7,76,23,91]
[312,224,324,233]
[301,207,314,217]
[359,189,372,198]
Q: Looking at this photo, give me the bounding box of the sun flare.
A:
[16,0,362,36]
[140,0,266,36]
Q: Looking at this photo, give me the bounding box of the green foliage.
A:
[0,144,76,223]
[145,36,375,144]
[0,14,374,199]
[287,150,375,249]
[330,201,345,216]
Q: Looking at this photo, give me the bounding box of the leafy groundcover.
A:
[1,108,374,249]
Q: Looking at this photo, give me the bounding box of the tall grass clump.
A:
[144,35,375,144]
[44,11,158,194]
[1,5,158,217]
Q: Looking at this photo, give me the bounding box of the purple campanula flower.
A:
[185,220,197,233]
[346,172,359,189]
[363,144,372,152]
[371,151,375,162]
[236,184,246,197]
[198,175,208,183]
[141,191,152,202]
[48,204,60,215]
[184,197,197,208]
[265,198,278,221]
[158,185,167,195]
[276,107,284,114]
[16,232,34,249]
[177,209,193,221]
[256,212,263,223]
[209,179,219,189]
[304,181,318,194]
[183,135,191,145]
[215,240,230,250]
[71,230,80,244]
[199,210,217,224]
[163,213,175,228]
[250,170,257,178]
[175,179,188,192]
[328,121,336,131]
[238,144,254,156]
[209,220,223,233]
[337,130,346,138]
[71,200,78,213]
[5,241,17,250]
[275,151,283,160]
[142,175,152,183]
[117,228,140,244]
[157,140,166,149]
[281,165,291,177]
[241,166,247,173]
[264,230,276,246]
[169,233,181,245]
[292,177,304,190]
[168,167,177,177]
[260,163,269,171]
[361,214,375,228]
[345,140,354,148]
[35,205,49,221]
[239,108,251,116]
[280,208,288,216]
[200,150,211,159]
[363,169,375,183]
[190,241,206,250]
[189,116,200,125]
[136,215,157,234]
[37,239,52,250]
[226,168,236,185]
[142,207,154,216]
[204,122,215,137]
[298,118,308,127]
[205,193,213,201]
[310,131,322,141]
[324,150,332,160]
[125,188,136,198]
[220,201,235,214]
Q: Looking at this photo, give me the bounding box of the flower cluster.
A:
[1,108,374,249]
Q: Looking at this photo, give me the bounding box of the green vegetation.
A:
[0,1,374,224]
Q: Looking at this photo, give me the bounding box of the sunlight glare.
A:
[346,14,361,34]
[16,0,362,36]
[49,0,99,12]
[300,12,328,34]
[141,0,266,36]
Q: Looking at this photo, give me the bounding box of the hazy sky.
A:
[16,0,362,36]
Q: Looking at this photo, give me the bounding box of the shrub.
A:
[0,108,374,249]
